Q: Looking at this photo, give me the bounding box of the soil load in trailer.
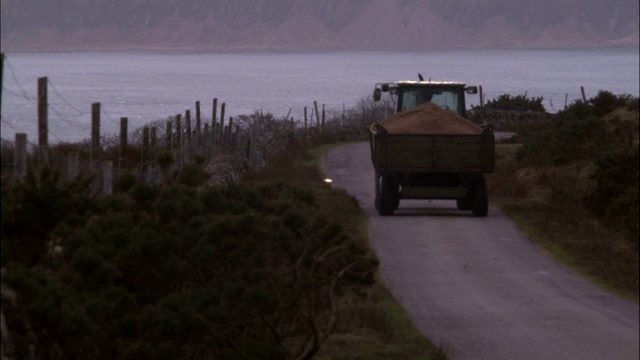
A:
[378,102,483,135]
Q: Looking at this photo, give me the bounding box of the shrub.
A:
[514,91,638,166]
[1,177,377,359]
[585,144,639,245]
[475,93,546,112]
[1,168,95,267]
[589,91,635,117]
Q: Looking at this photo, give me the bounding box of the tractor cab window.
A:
[400,88,462,115]
[400,90,425,111]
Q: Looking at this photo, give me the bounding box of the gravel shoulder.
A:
[323,142,639,360]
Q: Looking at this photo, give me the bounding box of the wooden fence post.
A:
[38,77,50,167]
[175,114,183,167]
[196,101,201,134]
[119,117,128,171]
[220,102,226,135]
[0,53,4,117]
[250,117,257,167]
[304,106,308,142]
[67,152,79,181]
[212,98,218,127]
[211,98,218,141]
[194,102,202,155]
[313,101,320,129]
[478,86,486,125]
[219,103,226,155]
[185,109,192,140]
[14,133,27,180]
[211,98,218,156]
[91,102,101,193]
[175,113,182,148]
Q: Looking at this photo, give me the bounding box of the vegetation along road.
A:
[323,142,639,360]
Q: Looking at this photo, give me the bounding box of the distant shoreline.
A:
[2,43,639,55]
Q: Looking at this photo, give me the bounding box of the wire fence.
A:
[0,68,382,195]
[1,109,377,192]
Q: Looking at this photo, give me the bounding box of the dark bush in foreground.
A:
[1,172,377,359]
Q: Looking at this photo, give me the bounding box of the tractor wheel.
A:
[378,175,396,216]
[374,172,381,210]
[472,178,489,217]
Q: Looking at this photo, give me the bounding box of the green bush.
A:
[475,93,546,112]
[1,174,377,359]
[514,91,638,166]
[585,144,639,245]
[589,91,635,117]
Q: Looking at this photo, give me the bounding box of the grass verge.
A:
[316,286,447,360]
[488,142,639,302]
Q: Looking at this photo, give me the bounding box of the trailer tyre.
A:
[472,178,488,217]
[379,175,396,216]
[374,172,381,210]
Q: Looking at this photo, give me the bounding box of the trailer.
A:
[369,79,495,216]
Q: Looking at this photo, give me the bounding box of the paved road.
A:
[323,142,639,360]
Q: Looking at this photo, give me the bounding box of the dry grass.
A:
[489,142,639,301]
[317,286,448,360]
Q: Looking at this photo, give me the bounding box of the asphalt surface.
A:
[323,142,639,360]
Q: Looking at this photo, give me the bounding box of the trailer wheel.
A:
[374,172,381,210]
[472,178,488,217]
[379,175,396,216]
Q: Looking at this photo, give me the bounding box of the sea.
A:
[1,48,638,143]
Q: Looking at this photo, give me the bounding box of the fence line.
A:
[0,72,375,193]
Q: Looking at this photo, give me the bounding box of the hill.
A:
[1,0,638,51]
